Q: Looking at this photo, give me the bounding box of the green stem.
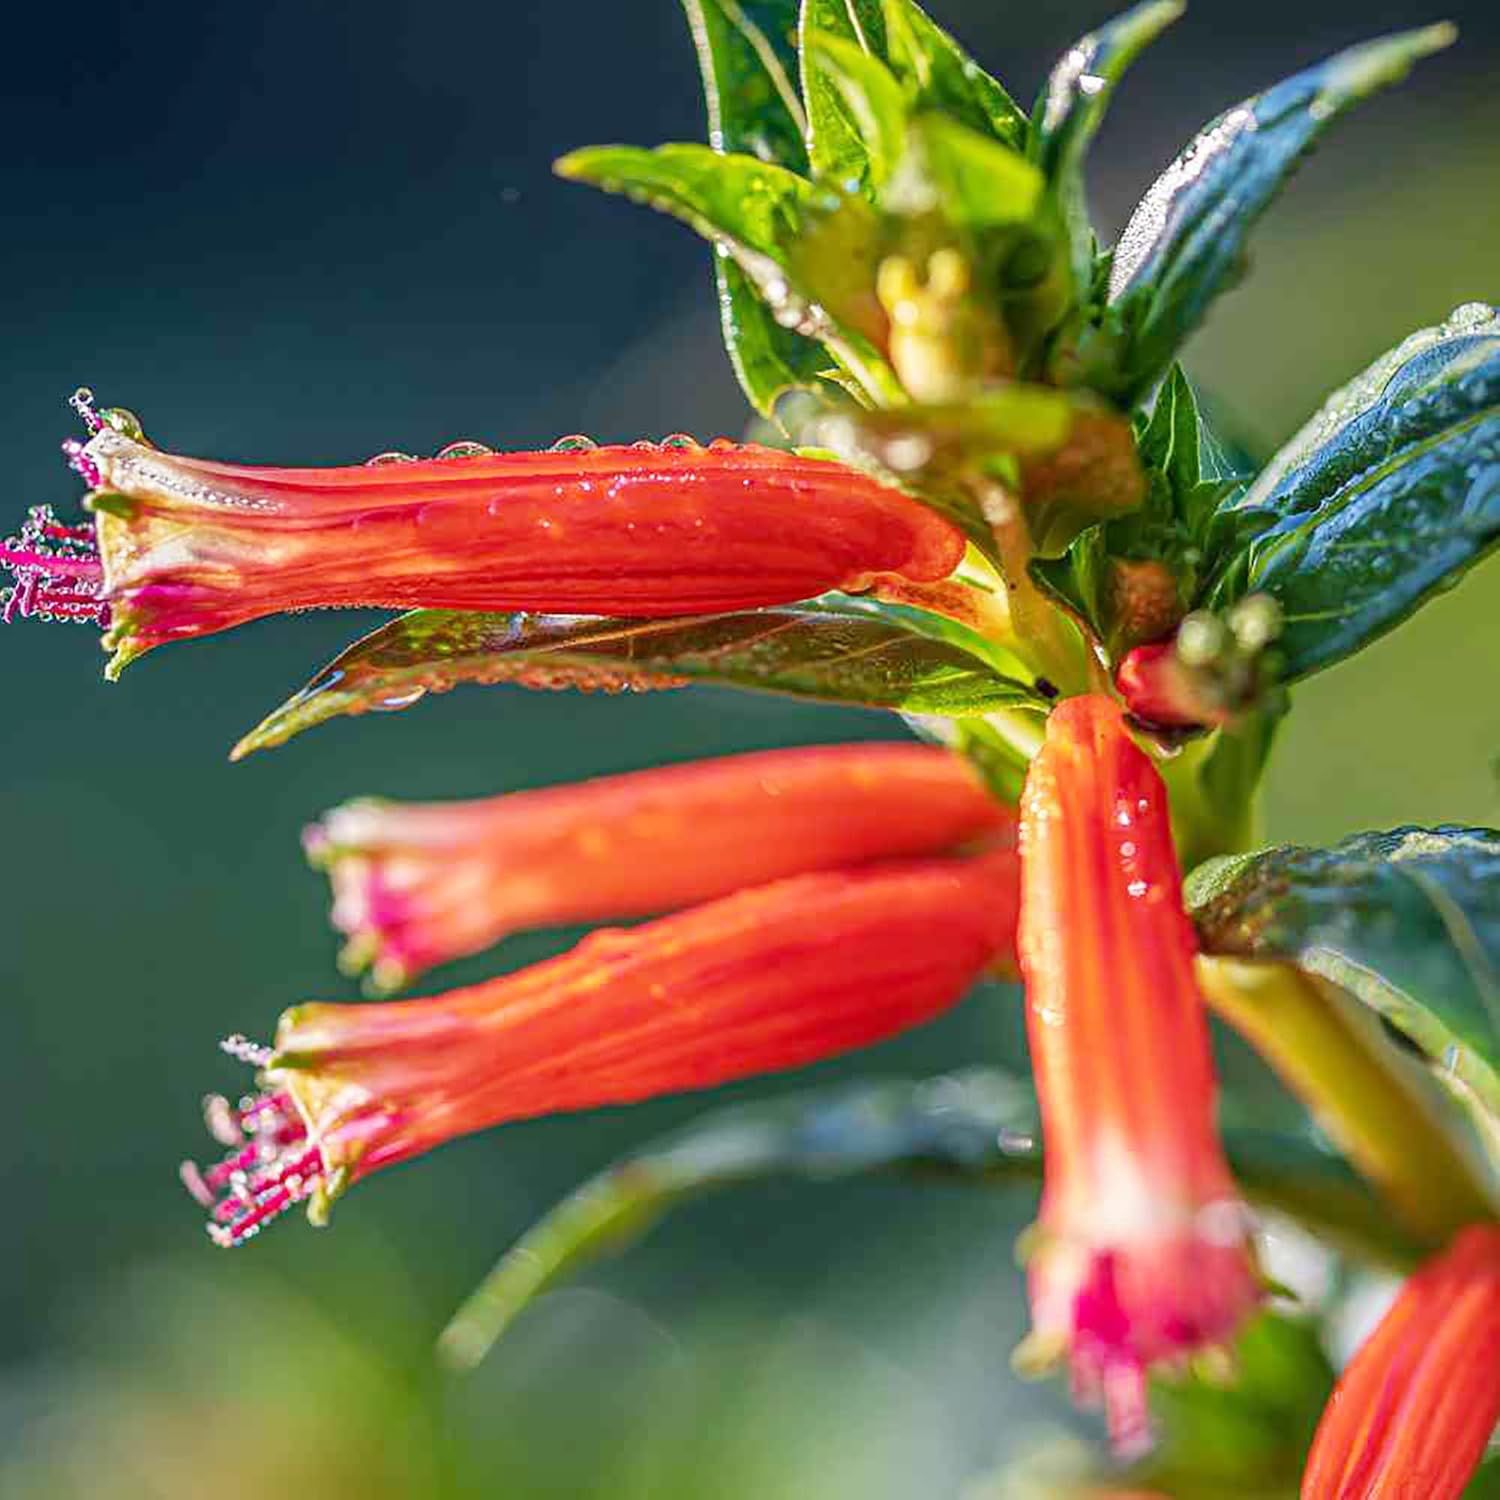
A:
[1197,957,1498,1245]
[966,472,1088,695]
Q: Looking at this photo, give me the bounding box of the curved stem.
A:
[1197,957,1499,1245]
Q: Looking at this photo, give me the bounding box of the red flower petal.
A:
[1301,1225,1500,1500]
[77,430,965,669]
[307,742,1014,989]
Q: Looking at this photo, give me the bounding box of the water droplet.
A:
[1443,301,1494,334]
[366,451,419,466]
[1077,72,1106,96]
[372,686,426,711]
[659,433,700,450]
[551,434,598,453]
[101,407,145,442]
[1126,879,1148,898]
[435,440,494,460]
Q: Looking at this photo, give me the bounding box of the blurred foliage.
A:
[2,0,1497,1494]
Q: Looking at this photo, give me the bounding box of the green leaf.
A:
[800,0,890,189]
[684,0,807,168]
[1202,303,1500,680]
[1105,24,1457,404]
[1189,826,1500,1118]
[437,1070,1039,1370]
[1130,1313,1335,1495]
[1032,365,1246,655]
[682,0,835,415]
[436,1070,1410,1371]
[1031,0,1185,286]
[880,0,1026,150]
[893,112,1043,233]
[804,31,907,189]
[231,595,1047,758]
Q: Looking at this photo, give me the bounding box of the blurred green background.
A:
[2,2,1495,1495]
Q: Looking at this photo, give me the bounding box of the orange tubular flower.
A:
[1301,1225,1500,1500]
[1017,696,1260,1453]
[306,742,1014,991]
[184,848,1020,1244]
[9,409,966,675]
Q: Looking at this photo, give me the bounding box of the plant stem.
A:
[1197,957,1499,1245]
[966,472,1089,695]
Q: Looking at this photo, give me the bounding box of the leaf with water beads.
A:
[231,593,1046,758]
[1201,302,1500,680]
[1104,24,1457,405]
[681,0,835,416]
[1030,0,1185,288]
[436,1069,1419,1372]
[1189,826,1500,1121]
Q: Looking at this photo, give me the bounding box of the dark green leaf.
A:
[437,1070,1039,1369]
[1202,303,1500,679]
[804,30,907,188]
[232,595,1046,758]
[1106,24,1456,404]
[1031,0,1184,286]
[880,0,1026,150]
[1190,826,1500,1117]
[682,0,835,415]
[436,1070,1409,1370]
[800,0,889,188]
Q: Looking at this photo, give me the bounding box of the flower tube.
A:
[8,414,967,675]
[307,742,1014,991]
[1301,1224,1500,1499]
[185,847,1020,1244]
[1016,695,1260,1453]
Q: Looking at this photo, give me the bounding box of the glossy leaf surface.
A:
[233,594,1045,757]
[880,0,1025,149]
[1031,0,1184,285]
[1201,304,1500,679]
[1190,826,1500,1116]
[682,0,833,413]
[1106,25,1455,403]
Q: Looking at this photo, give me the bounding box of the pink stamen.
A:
[0,504,107,627]
[60,438,101,489]
[185,1068,326,1246]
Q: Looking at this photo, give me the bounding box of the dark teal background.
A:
[2,3,1496,1494]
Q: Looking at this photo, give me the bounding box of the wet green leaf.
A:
[1105,24,1456,404]
[232,595,1046,757]
[880,0,1025,150]
[804,31,906,189]
[684,0,807,168]
[1030,0,1184,286]
[436,1070,1408,1371]
[1202,304,1500,679]
[800,0,889,189]
[682,0,834,415]
[1189,826,1500,1117]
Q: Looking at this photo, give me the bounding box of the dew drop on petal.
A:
[551,434,598,453]
[372,686,427,711]
[435,440,495,460]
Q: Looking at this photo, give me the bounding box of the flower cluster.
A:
[10,0,1498,1487]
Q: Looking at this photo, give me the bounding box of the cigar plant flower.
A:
[10,0,1499,1483]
